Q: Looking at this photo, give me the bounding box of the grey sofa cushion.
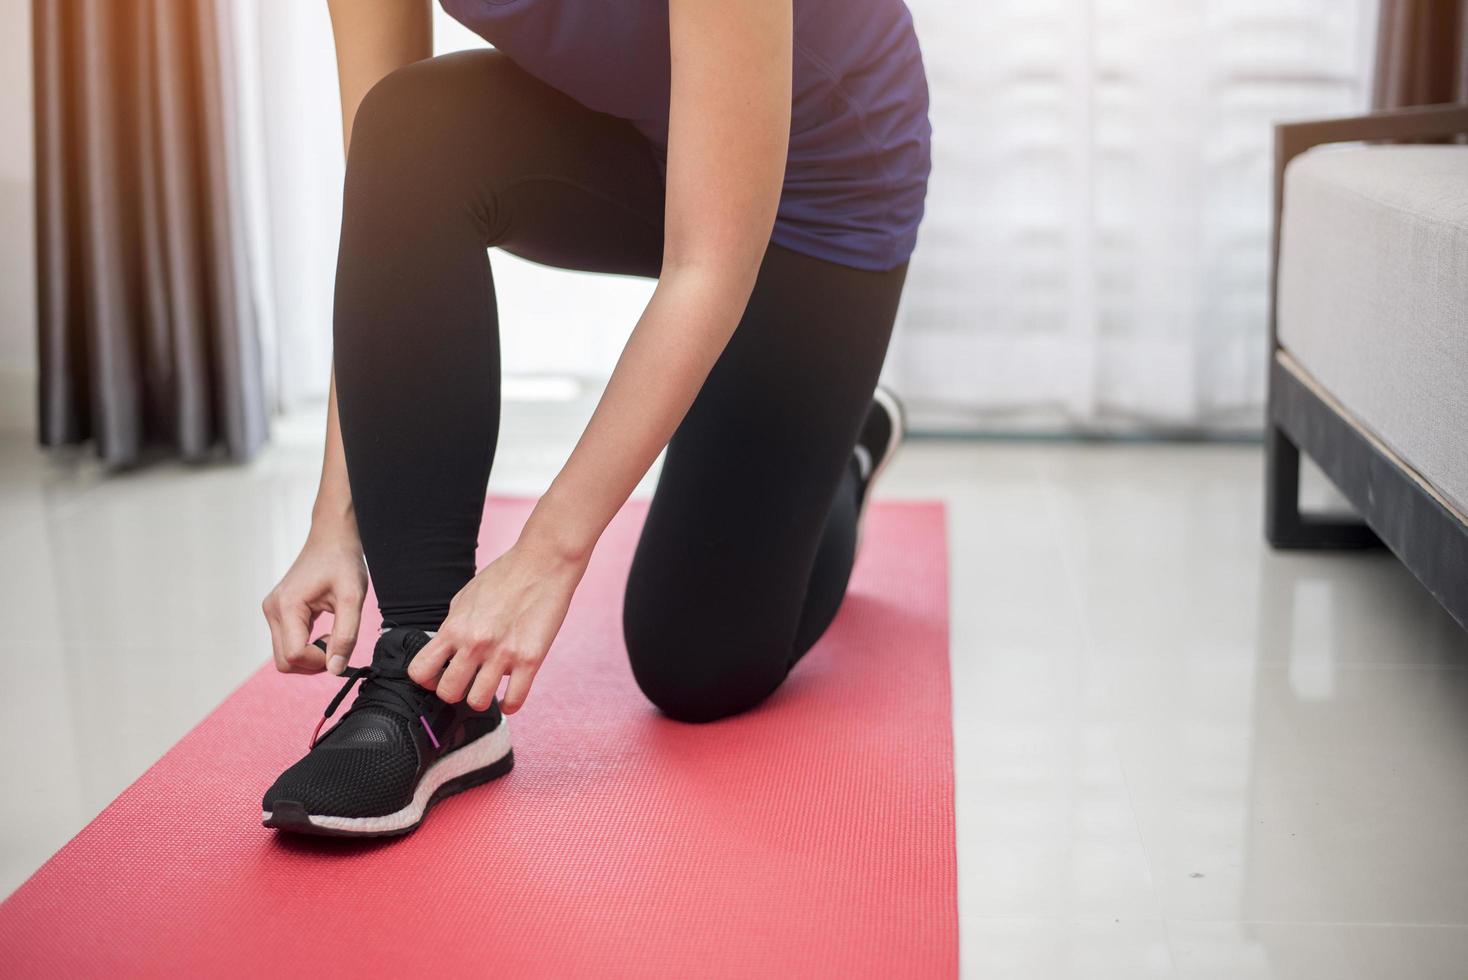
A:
[1278,144,1468,516]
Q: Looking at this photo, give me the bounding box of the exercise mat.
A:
[0,497,955,978]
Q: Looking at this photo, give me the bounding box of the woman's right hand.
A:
[262,523,368,676]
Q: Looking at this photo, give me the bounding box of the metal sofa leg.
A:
[1264,424,1382,550]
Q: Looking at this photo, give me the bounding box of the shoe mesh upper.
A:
[262,707,421,818]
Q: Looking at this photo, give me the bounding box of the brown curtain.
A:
[1374,0,1468,108]
[33,0,266,466]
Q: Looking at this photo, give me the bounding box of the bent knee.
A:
[631,659,782,724]
[623,606,788,724]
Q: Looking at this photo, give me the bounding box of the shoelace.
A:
[309,663,440,750]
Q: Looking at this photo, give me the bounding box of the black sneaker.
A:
[853,384,906,549]
[261,626,513,837]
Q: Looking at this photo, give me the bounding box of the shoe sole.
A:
[856,385,906,553]
[261,720,514,838]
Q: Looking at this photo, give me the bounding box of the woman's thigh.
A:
[343,48,665,280]
[621,245,908,722]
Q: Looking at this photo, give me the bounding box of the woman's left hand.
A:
[408,537,590,714]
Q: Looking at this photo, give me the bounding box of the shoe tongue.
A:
[371,627,433,672]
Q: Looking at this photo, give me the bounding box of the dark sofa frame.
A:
[1265,103,1468,631]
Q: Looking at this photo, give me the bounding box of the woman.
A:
[260,0,930,837]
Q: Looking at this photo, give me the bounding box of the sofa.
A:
[1266,103,1468,631]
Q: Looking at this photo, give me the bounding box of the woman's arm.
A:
[326,0,433,148]
[522,0,792,558]
[262,1,433,676]
[410,0,793,711]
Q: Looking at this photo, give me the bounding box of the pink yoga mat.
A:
[1,497,954,978]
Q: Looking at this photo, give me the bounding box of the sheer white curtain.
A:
[890,0,1380,434]
[226,0,341,413]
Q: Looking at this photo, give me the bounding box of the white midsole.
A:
[262,718,512,834]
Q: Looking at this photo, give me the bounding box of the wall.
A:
[0,0,34,435]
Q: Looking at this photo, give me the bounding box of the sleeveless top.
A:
[439,0,931,272]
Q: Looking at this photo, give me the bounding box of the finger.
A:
[498,663,539,715]
[280,603,326,674]
[436,649,485,704]
[325,596,362,675]
[263,598,287,672]
[409,633,455,689]
[467,661,509,712]
[303,636,331,674]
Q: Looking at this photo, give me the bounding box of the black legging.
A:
[333,51,908,723]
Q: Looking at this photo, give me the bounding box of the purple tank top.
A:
[439,0,931,271]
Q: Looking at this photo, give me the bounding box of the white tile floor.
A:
[2,393,1466,979]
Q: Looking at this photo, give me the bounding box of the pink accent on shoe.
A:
[419,715,441,749]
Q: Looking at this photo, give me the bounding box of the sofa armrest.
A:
[1269,103,1468,349]
[1276,103,1468,166]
